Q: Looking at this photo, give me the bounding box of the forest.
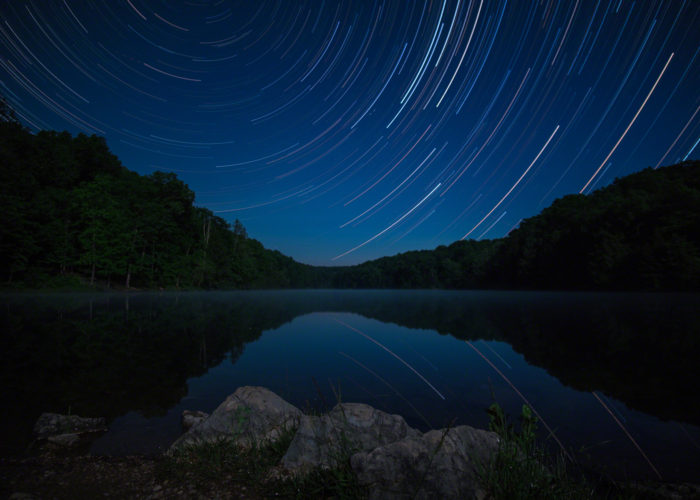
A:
[487,161,700,290]
[0,101,314,289]
[2,99,699,291]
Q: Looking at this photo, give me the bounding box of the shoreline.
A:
[4,388,700,499]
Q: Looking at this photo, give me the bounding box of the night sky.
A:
[1,1,698,265]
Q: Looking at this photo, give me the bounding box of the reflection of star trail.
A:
[466,340,571,461]
[0,1,697,264]
[333,318,445,400]
[592,391,662,480]
[338,351,433,428]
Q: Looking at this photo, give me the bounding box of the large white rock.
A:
[169,386,302,452]
[351,425,500,499]
[168,387,502,499]
[280,403,420,472]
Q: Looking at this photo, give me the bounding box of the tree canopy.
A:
[0,121,315,288]
[486,161,700,290]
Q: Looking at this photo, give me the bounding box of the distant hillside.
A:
[325,239,499,289]
[487,161,700,290]
[322,161,700,291]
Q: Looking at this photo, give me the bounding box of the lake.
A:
[1,290,699,482]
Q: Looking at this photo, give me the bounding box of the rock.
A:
[181,410,208,430]
[280,403,420,472]
[350,425,500,499]
[33,413,107,449]
[169,386,302,452]
[46,433,81,448]
[626,481,700,500]
[33,413,107,439]
[168,387,502,498]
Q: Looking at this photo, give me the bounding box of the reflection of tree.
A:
[229,343,245,365]
[240,291,699,425]
[329,291,700,426]
[0,293,300,454]
[2,291,698,455]
[490,294,700,425]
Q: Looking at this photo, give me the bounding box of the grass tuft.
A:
[158,407,367,498]
[480,402,606,500]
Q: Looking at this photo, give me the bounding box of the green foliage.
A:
[1,95,21,125]
[481,403,595,500]
[270,460,367,499]
[161,424,297,490]
[0,123,315,289]
[487,403,538,455]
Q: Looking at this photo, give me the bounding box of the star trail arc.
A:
[0,0,698,265]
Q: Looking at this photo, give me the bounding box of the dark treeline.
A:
[328,239,499,288]
[0,110,314,289]
[2,100,699,290]
[489,160,700,290]
[338,160,699,291]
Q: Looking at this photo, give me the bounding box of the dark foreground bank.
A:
[3,386,699,500]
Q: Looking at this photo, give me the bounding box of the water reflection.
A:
[1,290,699,480]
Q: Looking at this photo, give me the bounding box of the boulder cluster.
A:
[170,386,500,499]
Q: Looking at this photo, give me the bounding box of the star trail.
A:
[1,1,698,265]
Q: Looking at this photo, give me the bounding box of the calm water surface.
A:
[2,290,699,481]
